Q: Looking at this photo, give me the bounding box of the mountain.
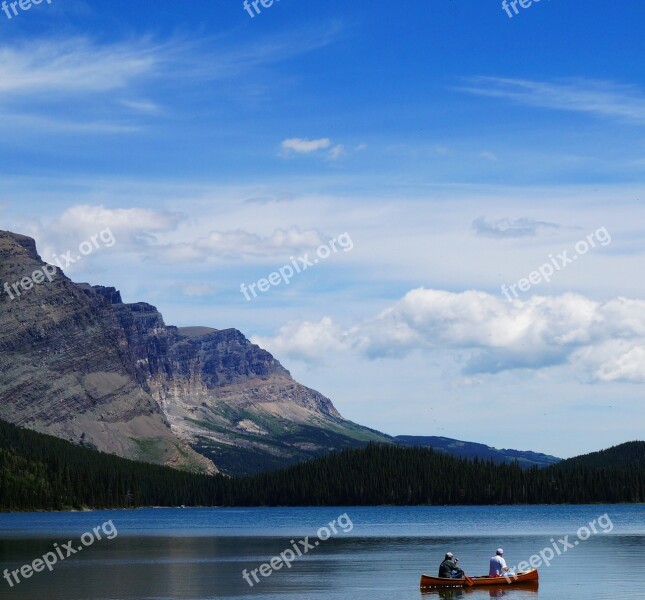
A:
[395,435,561,468]
[81,284,389,475]
[0,230,388,476]
[0,231,213,474]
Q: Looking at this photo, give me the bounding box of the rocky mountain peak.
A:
[0,229,388,475]
[0,230,40,259]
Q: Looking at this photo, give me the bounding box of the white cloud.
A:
[188,226,326,260]
[0,27,339,98]
[182,283,215,297]
[252,317,347,363]
[255,288,645,383]
[55,204,182,244]
[280,137,332,154]
[21,204,183,264]
[460,77,645,124]
[0,38,157,95]
[327,144,346,160]
[120,99,161,114]
[0,38,163,135]
[279,138,362,160]
[153,243,203,263]
[243,193,297,205]
[0,29,339,136]
[23,204,327,264]
[0,113,141,134]
[592,345,645,383]
[473,216,560,238]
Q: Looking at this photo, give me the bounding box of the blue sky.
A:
[1,0,645,457]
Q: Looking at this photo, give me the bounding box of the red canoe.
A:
[420,569,539,588]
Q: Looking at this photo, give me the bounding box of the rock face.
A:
[0,231,215,473]
[82,286,388,475]
[0,231,388,475]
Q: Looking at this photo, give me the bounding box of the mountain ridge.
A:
[0,230,388,475]
[0,230,214,474]
[394,435,561,468]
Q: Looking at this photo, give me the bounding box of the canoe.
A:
[420,569,538,588]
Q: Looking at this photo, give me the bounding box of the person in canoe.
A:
[489,548,510,577]
[438,552,465,578]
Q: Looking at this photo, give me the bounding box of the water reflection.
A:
[421,582,539,599]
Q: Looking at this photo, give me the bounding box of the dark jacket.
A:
[439,559,463,578]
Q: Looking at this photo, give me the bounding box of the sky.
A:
[1,0,644,458]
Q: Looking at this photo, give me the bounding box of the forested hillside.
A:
[555,441,645,470]
[0,419,224,511]
[230,443,645,505]
[1,419,644,511]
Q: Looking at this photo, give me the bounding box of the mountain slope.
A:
[0,417,223,511]
[0,231,213,473]
[81,285,389,475]
[395,435,561,468]
[0,231,388,476]
[554,441,645,470]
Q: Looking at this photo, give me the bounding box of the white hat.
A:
[496,548,504,555]
[446,552,454,558]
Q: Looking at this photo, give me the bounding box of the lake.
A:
[0,505,643,599]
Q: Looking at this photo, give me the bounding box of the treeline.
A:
[0,419,225,511]
[233,443,645,505]
[1,419,644,511]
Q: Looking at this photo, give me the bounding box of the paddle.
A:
[464,574,475,587]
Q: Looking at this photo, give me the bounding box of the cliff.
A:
[0,231,388,475]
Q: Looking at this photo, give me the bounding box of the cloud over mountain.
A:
[255,289,645,383]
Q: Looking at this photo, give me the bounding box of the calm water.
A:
[0,505,644,600]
